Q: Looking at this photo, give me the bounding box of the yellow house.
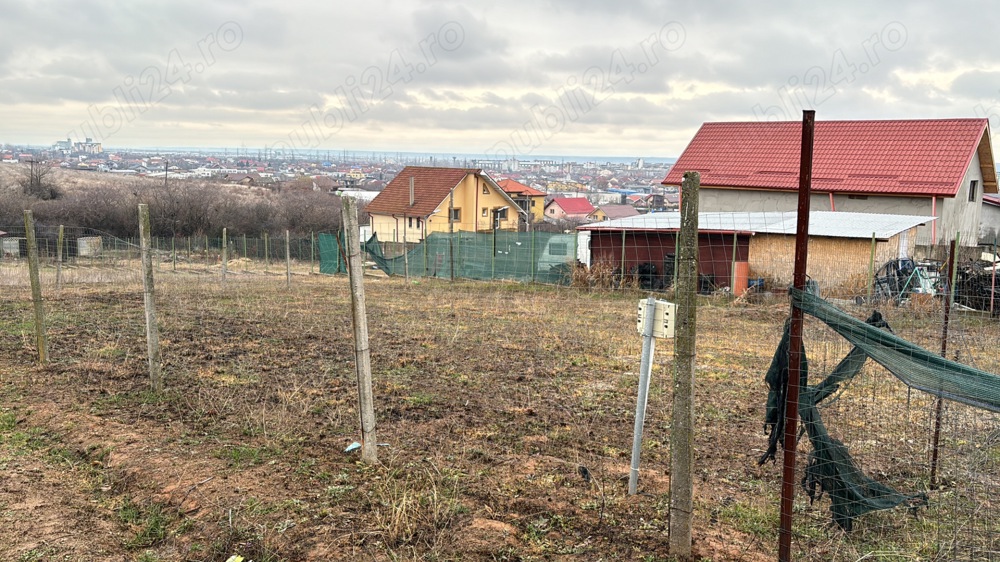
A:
[497,178,547,222]
[366,166,526,243]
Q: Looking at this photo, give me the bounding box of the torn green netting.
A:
[791,288,1000,413]
[762,290,1000,530]
[759,312,927,530]
[316,232,399,276]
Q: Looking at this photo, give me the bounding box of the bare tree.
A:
[19,160,62,200]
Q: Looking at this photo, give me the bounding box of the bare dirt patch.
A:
[0,274,994,560]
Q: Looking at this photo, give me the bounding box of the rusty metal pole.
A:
[778,110,815,562]
[930,236,958,487]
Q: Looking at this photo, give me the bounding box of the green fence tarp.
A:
[761,290,1000,531]
[317,232,346,274]
[759,312,926,531]
[791,288,1000,413]
[320,230,577,285]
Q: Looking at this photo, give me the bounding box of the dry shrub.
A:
[824,272,870,299]
[573,259,629,289]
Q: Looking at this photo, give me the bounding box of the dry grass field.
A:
[0,264,997,561]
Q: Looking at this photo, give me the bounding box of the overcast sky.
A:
[2,1,999,159]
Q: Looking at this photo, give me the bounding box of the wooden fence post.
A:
[23,210,48,364]
[222,228,228,282]
[285,230,291,288]
[138,205,163,392]
[56,225,64,290]
[670,171,699,559]
[342,197,377,463]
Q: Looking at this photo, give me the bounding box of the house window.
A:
[495,207,508,220]
[482,185,490,194]
[416,218,422,228]
[482,207,488,217]
[970,179,979,202]
[408,217,413,228]
[450,208,461,221]
[848,194,868,200]
[531,200,536,207]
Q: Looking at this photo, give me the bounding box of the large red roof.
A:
[367,166,478,216]
[662,118,996,197]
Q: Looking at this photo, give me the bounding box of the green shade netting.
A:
[760,288,1000,531]
[317,232,346,274]
[791,288,1000,413]
[317,232,407,275]
[759,310,927,531]
[319,230,577,285]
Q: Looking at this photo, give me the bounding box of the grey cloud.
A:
[951,71,1000,101]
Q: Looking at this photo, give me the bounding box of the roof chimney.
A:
[409,176,415,206]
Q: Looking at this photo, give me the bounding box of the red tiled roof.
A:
[367,166,478,216]
[550,197,595,215]
[662,118,995,197]
[497,178,546,197]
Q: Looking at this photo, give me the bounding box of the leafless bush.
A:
[2,170,352,238]
[0,182,34,224]
[277,191,344,234]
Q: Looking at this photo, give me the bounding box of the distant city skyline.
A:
[3,1,1000,158]
[2,141,679,166]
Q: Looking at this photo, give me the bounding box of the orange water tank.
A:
[733,261,750,295]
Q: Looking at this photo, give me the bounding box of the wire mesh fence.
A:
[0,224,327,287]
[1,210,998,560]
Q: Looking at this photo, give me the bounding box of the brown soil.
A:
[0,272,983,561]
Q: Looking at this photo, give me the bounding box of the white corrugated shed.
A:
[578,211,935,240]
